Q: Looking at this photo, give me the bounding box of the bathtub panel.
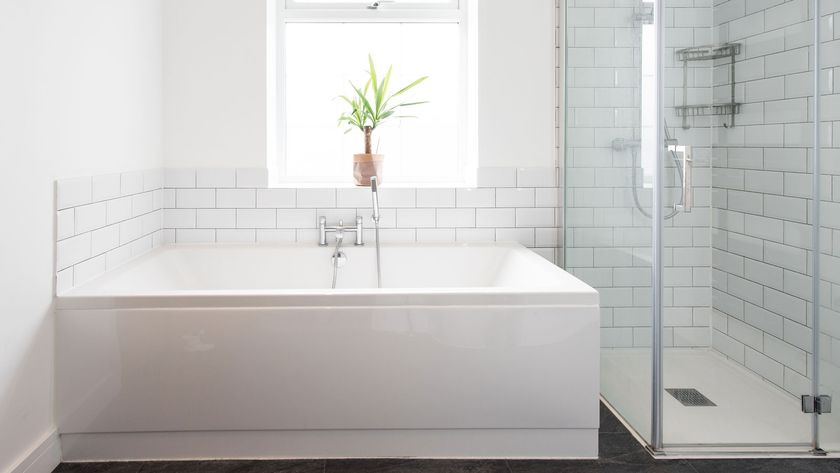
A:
[56,304,598,434]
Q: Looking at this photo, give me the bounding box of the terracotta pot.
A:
[353,154,384,186]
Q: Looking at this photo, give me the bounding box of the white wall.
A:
[162,0,557,170]
[163,0,268,169]
[477,0,556,168]
[0,0,162,471]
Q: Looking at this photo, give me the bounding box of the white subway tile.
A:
[216,229,257,243]
[216,189,256,208]
[517,167,556,187]
[256,229,297,243]
[297,188,336,208]
[141,210,163,235]
[56,268,73,295]
[197,209,236,229]
[128,234,153,257]
[56,209,75,240]
[257,189,296,208]
[236,168,268,188]
[416,189,456,208]
[516,208,555,227]
[764,334,807,375]
[437,209,476,228]
[535,228,560,247]
[90,224,120,255]
[132,192,156,216]
[106,197,132,225]
[120,171,144,196]
[477,167,516,187]
[496,228,535,247]
[176,229,215,243]
[416,228,456,242]
[296,229,319,242]
[476,208,515,228]
[176,189,216,209]
[379,188,416,208]
[396,209,436,228]
[455,228,495,242]
[56,233,91,270]
[317,209,358,226]
[535,188,560,207]
[276,209,317,229]
[164,209,196,229]
[73,255,106,287]
[75,202,107,234]
[236,209,276,229]
[456,188,494,208]
[57,176,92,209]
[143,169,163,191]
[377,229,416,242]
[105,245,132,270]
[92,174,121,201]
[118,217,143,244]
[496,188,535,208]
[163,189,176,209]
[165,169,196,188]
[197,169,236,188]
[336,188,371,208]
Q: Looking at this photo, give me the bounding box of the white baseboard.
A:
[60,429,598,461]
[8,430,61,473]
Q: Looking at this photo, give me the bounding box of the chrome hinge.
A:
[802,395,832,414]
[634,2,655,25]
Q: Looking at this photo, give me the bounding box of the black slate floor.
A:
[53,403,840,473]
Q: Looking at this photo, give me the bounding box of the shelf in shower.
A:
[675,43,742,129]
[674,102,741,118]
[676,43,741,61]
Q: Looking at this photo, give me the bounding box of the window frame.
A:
[273,0,474,187]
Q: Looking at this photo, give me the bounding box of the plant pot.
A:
[353,154,384,186]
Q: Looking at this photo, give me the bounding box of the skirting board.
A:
[60,429,598,461]
[8,430,61,473]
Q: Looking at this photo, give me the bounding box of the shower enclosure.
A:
[564,0,840,454]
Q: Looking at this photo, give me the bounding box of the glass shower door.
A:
[658,0,819,452]
[564,0,655,442]
[817,0,840,452]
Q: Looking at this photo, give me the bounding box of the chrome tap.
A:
[319,216,364,246]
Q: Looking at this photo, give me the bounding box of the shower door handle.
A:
[674,145,693,213]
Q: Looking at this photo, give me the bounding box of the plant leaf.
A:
[390,76,428,99]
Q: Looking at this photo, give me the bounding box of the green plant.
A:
[338,54,428,155]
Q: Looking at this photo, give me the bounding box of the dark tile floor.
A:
[53,403,840,473]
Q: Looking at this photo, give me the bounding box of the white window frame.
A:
[272,0,475,187]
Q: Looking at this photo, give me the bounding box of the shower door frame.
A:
[643,0,827,456]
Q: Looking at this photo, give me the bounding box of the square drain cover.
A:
[666,388,716,407]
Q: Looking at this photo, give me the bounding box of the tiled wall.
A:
[55,170,165,293]
[160,167,562,263]
[564,0,714,349]
[53,7,565,294]
[710,0,840,398]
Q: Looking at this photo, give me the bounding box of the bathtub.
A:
[55,242,600,460]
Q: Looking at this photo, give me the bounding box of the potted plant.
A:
[338,55,428,186]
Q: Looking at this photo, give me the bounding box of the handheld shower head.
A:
[370,176,381,224]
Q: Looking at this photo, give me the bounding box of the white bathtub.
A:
[56,242,600,460]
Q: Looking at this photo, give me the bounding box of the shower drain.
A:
[666,388,716,407]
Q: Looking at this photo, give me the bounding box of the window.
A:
[273,0,474,186]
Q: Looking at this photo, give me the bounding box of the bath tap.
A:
[319,216,363,246]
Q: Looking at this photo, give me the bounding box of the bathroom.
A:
[1,0,839,472]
